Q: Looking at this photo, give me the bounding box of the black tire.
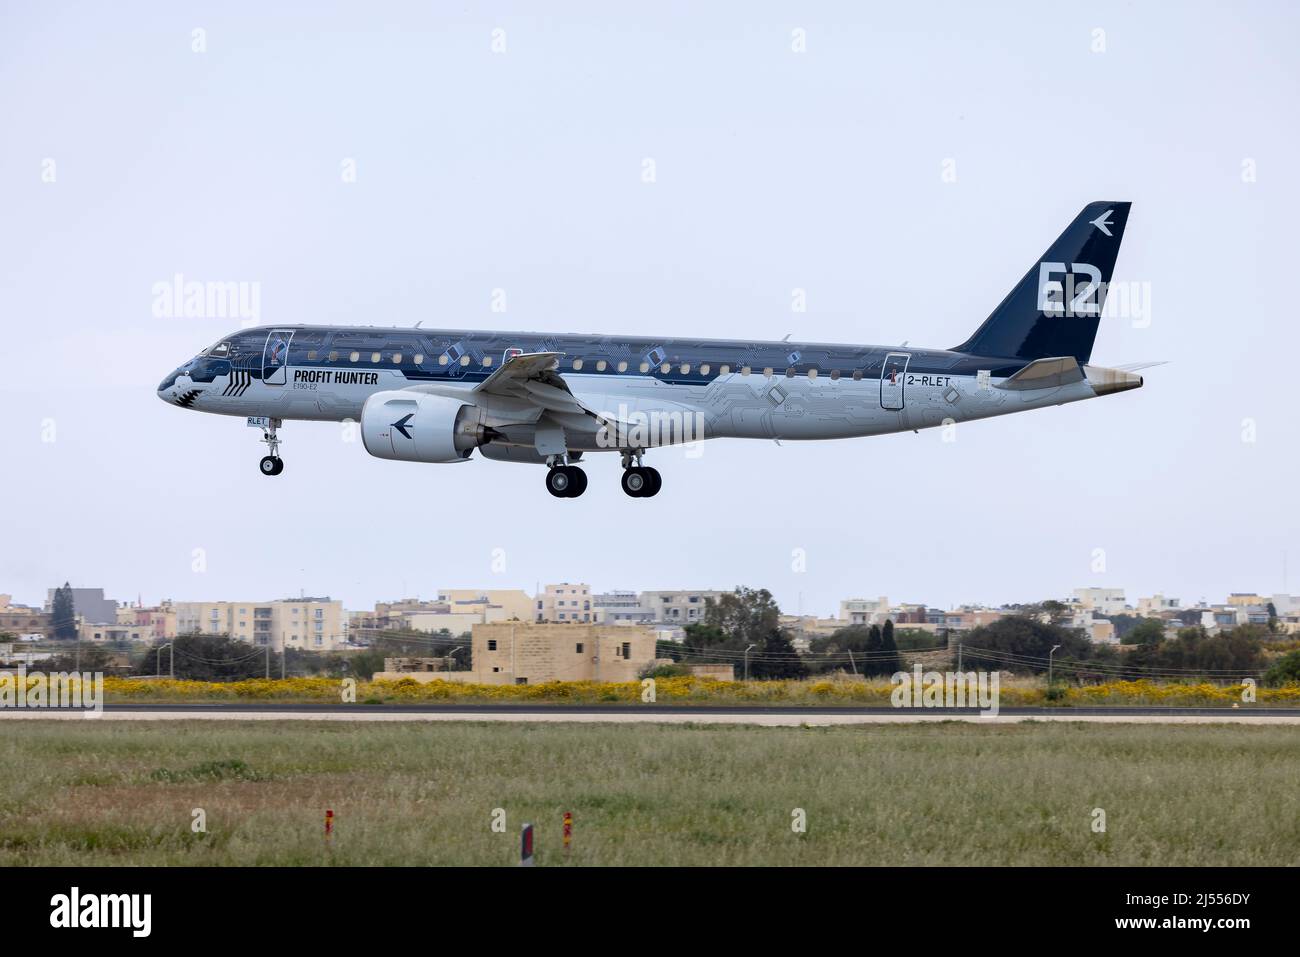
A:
[546,467,572,498]
[566,466,588,497]
[621,467,648,497]
[271,458,285,475]
[260,456,279,476]
[642,467,662,497]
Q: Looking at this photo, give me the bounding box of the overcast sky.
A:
[2,1,1296,616]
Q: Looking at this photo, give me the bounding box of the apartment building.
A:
[638,590,723,625]
[0,596,51,638]
[438,589,533,622]
[1071,587,1129,616]
[174,597,347,651]
[536,583,592,623]
[838,597,890,626]
[593,591,656,626]
[1136,594,1181,618]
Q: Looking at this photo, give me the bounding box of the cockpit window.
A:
[205,339,232,358]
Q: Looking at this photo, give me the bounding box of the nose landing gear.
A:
[258,420,284,476]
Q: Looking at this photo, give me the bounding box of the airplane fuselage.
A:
[158,325,1117,450]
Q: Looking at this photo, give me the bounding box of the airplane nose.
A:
[157,368,183,400]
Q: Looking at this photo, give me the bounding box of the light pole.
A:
[744,643,756,682]
[1048,644,1062,690]
[157,642,173,678]
[447,646,463,679]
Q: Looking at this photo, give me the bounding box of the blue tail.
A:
[953,201,1131,365]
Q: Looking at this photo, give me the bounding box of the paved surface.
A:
[3,703,1296,725]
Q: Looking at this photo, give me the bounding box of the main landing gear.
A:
[545,461,587,498]
[259,421,284,476]
[620,450,661,498]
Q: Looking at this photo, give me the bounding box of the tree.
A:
[132,633,269,681]
[1264,650,1300,686]
[679,587,807,680]
[1126,625,1265,674]
[51,583,77,641]
[805,622,902,677]
[961,616,1092,673]
[878,620,903,675]
[1122,617,1166,646]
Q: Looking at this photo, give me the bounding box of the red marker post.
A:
[325,809,334,846]
[563,812,572,856]
[520,823,534,866]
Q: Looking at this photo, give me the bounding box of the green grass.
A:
[0,721,1296,865]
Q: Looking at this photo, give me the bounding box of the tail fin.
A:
[953,201,1131,364]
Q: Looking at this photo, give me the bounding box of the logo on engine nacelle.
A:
[391,414,415,439]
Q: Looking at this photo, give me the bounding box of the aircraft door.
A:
[880,352,910,410]
[262,330,295,386]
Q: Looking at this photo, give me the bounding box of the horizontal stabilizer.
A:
[995,356,1084,391]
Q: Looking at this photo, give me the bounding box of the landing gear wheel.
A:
[260,455,283,476]
[622,466,651,497]
[566,466,587,497]
[642,466,661,497]
[546,465,586,498]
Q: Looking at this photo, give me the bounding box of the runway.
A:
[4,703,1298,725]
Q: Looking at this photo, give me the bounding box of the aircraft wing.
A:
[473,351,612,431]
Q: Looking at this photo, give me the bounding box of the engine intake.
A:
[360,391,490,463]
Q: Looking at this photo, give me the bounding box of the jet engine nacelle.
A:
[360,391,489,463]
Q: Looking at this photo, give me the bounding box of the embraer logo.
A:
[391,414,415,439]
[1089,209,1114,236]
[1037,261,1103,316]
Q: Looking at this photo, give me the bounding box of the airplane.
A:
[158,201,1144,498]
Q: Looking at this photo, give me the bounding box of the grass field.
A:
[1,720,1296,865]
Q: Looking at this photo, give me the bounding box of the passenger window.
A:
[439,355,449,366]
[349,351,360,363]
[482,356,492,367]
[328,351,338,362]
[460,355,470,366]
[596,360,606,371]
[392,353,402,364]
[785,367,795,378]
[741,366,750,376]
[680,363,690,374]
[617,361,628,372]
[572,359,584,370]
[307,351,318,361]
[371,352,381,363]
[763,367,773,377]
[830,369,840,380]
[413,353,424,364]
[639,362,650,373]
[660,363,671,374]
[700,364,710,375]
[853,370,863,381]
[808,368,818,379]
